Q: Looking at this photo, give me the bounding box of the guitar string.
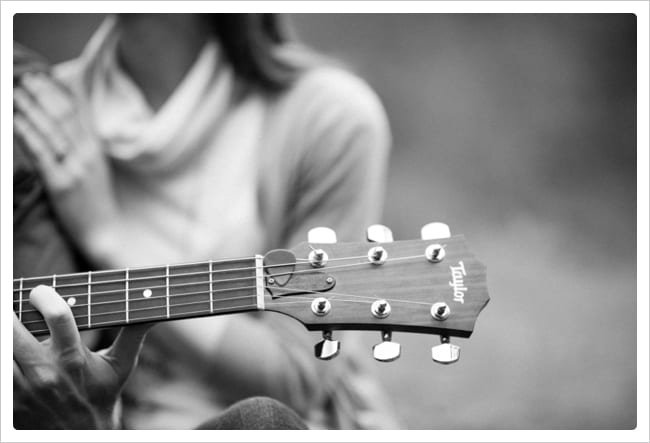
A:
[23,291,374,334]
[14,254,425,304]
[18,288,259,323]
[21,282,433,326]
[14,265,331,304]
[26,304,260,335]
[23,291,412,335]
[272,286,433,306]
[12,254,372,290]
[19,281,433,325]
[22,286,393,327]
[20,293,259,326]
[20,282,434,330]
[18,277,259,302]
[15,234,454,285]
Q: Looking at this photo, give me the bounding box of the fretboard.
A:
[13,256,262,336]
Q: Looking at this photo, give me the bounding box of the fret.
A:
[88,272,92,328]
[166,265,170,319]
[90,270,128,328]
[209,260,214,313]
[14,278,23,321]
[128,266,167,323]
[125,268,129,324]
[19,278,23,321]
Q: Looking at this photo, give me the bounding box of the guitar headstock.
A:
[263,223,489,364]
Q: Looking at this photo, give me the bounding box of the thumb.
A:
[104,323,154,380]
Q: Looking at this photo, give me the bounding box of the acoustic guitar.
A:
[13,222,489,364]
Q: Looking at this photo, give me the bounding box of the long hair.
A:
[209,14,301,93]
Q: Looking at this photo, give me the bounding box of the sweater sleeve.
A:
[282,67,391,247]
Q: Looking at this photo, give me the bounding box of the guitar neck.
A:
[13,256,265,336]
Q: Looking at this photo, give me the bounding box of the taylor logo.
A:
[449,261,467,304]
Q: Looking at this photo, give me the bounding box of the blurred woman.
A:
[13,13,394,429]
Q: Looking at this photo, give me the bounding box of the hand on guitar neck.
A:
[13,285,152,429]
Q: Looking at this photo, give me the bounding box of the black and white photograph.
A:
[3,1,648,441]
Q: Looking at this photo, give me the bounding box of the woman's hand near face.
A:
[13,72,120,263]
[13,285,152,429]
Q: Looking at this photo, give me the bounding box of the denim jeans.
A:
[195,397,308,430]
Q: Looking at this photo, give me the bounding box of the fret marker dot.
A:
[143,289,152,298]
[67,297,76,306]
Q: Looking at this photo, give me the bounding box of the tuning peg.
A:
[308,227,337,244]
[366,224,394,243]
[421,222,451,240]
[431,336,460,364]
[373,331,401,362]
[315,331,340,360]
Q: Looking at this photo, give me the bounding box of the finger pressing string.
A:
[29,285,83,357]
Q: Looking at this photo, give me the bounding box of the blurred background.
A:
[14,13,637,429]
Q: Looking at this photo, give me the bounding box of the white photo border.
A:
[2,2,648,442]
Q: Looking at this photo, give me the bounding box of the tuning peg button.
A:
[373,331,401,362]
[431,336,460,364]
[315,331,340,360]
[421,222,451,240]
[367,224,394,243]
[308,227,337,244]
